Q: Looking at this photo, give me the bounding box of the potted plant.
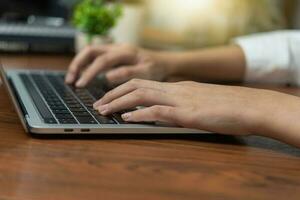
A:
[72,0,123,52]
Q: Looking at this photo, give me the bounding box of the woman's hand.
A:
[93,79,300,148]
[93,79,271,136]
[65,44,169,87]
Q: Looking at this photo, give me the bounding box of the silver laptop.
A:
[0,65,208,135]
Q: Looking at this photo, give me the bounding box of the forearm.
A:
[152,45,247,83]
[249,90,300,147]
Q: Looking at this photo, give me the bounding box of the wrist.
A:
[262,93,300,147]
[243,90,300,141]
[148,50,180,79]
[238,89,280,137]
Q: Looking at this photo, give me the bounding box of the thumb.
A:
[121,105,181,125]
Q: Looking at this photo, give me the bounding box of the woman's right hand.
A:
[93,79,300,147]
[65,44,169,87]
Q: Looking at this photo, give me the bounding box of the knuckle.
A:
[104,90,113,98]
[151,106,163,118]
[103,54,117,65]
[120,68,133,77]
[144,63,153,71]
[83,45,95,54]
[129,78,141,86]
[68,67,77,74]
[119,44,137,56]
[106,103,114,111]
[154,106,174,119]
[179,81,194,85]
[132,78,142,84]
[94,56,112,68]
[125,78,143,91]
[134,88,148,98]
[84,68,98,78]
[95,55,107,64]
[70,58,81,69]
[81,70,91,78]
[138,64,152,75]
[120,44,134,50]
[163,107,174,116]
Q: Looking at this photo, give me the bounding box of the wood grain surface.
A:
[0,54,300,200]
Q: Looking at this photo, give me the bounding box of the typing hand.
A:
[65,44,167,87]
[93,79,284,136]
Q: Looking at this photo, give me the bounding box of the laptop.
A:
[0,65,208,135]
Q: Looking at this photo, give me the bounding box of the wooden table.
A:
[0,54,300,200]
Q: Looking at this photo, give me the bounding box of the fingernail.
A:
[98,104,109,115]
[65,74,74,83]
[122,113,132,121]
[93,102,99,109]
[93,99,103,109]
[76,79,85,88]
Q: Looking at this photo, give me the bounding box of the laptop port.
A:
[81,129,90,132]
[64,129,74,132]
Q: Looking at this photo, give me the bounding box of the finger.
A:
[75,51,138,88]
[65,46,107,84]
[96,88,172,115]
[106,66,141,85]
[75,54,114,87]
[121,105,180,125]
[93,79,165,108]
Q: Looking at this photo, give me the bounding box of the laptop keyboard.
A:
[19,72,127,125]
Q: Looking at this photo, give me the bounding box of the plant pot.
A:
[75,32,113,53]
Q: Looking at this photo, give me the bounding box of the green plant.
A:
[73,0,122,42]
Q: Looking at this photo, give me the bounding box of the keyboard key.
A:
[44,118,58,124]
[20,74,57,124]
[65,100,78,104]
[48,102,64,107]
[70,107,86,112]
[95,115,116,124]
[76,116,98,124]
[72,111,91,117]
[50,105,66,110]
[85,104,94,109]
[68,104,83,108]
[112,113,127,124]
[55,114,75,119]
[52,109,70,114]
[59,119,78,124]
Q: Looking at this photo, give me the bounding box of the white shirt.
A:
[234,31,300,86]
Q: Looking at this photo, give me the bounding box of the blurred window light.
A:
[142,0,285,49]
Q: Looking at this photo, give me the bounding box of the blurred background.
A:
[0,0,299,53]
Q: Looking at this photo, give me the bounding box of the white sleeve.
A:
[234,31,300,86]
